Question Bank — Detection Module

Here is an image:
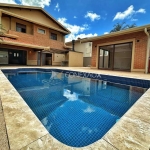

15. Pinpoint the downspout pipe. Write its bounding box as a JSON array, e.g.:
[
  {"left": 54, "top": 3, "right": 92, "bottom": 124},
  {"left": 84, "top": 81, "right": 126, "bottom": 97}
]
[
  {"left": 72, "top": 40, "right": 75, "bottom": 51},
  {"left": 144, "top": 28, "right": 150, "bottom": 74}
]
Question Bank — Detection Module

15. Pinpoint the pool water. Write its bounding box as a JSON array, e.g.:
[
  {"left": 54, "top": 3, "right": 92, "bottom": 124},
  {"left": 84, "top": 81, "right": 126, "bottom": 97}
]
[{"left": 4, "top": 70, "right": 146, "bottom": 147}]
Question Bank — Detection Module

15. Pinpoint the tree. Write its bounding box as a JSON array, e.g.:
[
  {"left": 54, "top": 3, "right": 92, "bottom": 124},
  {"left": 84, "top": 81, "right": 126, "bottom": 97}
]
[
  {"left": 0, "top": 24, "right": 7, "bottom": 40},
  {"left": 110, "top": 22, "right": 136, "bottom": 33}
]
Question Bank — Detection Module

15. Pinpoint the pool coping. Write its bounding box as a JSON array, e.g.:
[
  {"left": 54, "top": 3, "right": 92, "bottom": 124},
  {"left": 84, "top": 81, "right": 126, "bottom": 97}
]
[{"left": 0, "top": 67, "right": 150, "bottom": 150}]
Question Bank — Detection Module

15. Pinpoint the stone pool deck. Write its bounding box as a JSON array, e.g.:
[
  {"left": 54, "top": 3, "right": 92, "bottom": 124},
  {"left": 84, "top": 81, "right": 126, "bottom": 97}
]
[{"left": 0, "top": 66, "right": 150, "bottom": 150}]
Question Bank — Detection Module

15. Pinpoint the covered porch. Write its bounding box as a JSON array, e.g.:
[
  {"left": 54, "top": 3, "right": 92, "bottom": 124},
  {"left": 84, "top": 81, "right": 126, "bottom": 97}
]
[{"left": 0, "top": 40, "right": 83, "bottom": 67}]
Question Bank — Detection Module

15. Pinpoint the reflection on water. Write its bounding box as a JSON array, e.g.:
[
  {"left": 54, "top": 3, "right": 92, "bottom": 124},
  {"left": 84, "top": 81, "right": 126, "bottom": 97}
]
[{"left": 5, "top": 71, "right": 147, "bottom": 147}]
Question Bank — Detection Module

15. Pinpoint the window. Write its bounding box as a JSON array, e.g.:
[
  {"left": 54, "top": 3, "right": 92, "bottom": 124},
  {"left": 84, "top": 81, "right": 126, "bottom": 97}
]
[
  {"left": 16, "top": 23, "right": 26, "bottom": 33},
  {"left": 50, "top": 33, "right": 57, "bottom": 40},
  {"left": 14, "top": 53, "right": 20, "bottom": 57},
  {"left": 38, "top": 28, "right": 46, "bottom": 34}
]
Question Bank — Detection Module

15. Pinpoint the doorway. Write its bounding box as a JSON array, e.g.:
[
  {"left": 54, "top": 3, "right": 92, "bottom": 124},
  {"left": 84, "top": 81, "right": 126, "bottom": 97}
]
[
  {"left": 99, "top": 45, "right": 113, "bottom": 69},
  {"left": 37, "top": 52, "right": 52, "bottom": 66},
  {"left": 9, "top": 50, "right": 27, "bottom": 65}
]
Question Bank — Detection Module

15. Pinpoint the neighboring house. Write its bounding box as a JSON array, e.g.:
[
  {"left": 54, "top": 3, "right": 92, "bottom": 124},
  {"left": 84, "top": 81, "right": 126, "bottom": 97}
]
[
  {"left": 81, "top": 24, "right": 150, "bottom": 73},
  {"left": 66, "top": 39, "right": 92, "bottom": 67},
  {"left": 0, "top": 3, "right": 71, "bottom": 66}
]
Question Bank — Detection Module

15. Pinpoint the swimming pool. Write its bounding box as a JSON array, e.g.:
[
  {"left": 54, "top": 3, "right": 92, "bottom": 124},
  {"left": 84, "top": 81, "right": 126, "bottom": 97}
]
[{"left": 2, "top": 68, "right": 147, "bottom": 147}]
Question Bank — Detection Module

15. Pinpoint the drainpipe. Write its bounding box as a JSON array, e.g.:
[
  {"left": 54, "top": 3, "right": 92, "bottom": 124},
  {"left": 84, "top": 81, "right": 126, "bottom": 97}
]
[
  {"left": 72, "top": 40, "right": 75, "bottom": 51},
  {"left": 144, "top": 28, "right": 150, "bottom": 74}
]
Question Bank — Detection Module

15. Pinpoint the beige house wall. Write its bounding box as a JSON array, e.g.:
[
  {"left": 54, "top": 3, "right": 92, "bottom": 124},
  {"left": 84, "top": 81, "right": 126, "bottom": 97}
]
[
  {"left": 11, "top": 17, "right": 33, "bottom": 34},
  {"left": 68, "top": 51, "right": 83, "bottom": 67},
  {"left": 1, "top": 17, "right": 10, "bottom": 31},
  {"left": 52, "top": 53, "right": 65, "bottom": 66},
  {"left": 0, "top": 7, "right": 65, "bottom": 31},
  {"left": 2, "top": 16, "right": 33, "bottom": 34},
  {"left": 27, "top": 60, "right": 37, "bottom": 65}
]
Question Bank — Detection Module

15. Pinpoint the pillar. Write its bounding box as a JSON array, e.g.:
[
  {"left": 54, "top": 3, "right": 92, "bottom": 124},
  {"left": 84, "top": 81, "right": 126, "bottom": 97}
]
[{"left": 40, "top": 50, "right": 42, "bottom": 66}]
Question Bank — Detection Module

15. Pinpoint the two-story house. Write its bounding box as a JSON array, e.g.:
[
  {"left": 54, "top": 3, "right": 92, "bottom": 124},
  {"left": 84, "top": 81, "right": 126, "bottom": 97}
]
[{"left": 0, "top": 3, "right": 71, "bottom": 66}]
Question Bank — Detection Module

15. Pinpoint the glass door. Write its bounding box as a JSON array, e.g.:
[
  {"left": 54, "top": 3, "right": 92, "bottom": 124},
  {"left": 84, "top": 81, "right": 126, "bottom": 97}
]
[
  {"left": 99, "top": 45, "right": 113, "bottom": 69},
  {"left": 114, "top": 42, "right": 132, "bottom": 71}
]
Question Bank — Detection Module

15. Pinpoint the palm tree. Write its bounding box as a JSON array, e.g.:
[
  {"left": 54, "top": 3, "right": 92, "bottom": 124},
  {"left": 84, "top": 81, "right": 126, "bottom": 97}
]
[
  {"left": 126, "top": 23, "right": 136, "bottom": 28},
  {"left": 110, "top": 22, "right": 136, "bottom": 33}
]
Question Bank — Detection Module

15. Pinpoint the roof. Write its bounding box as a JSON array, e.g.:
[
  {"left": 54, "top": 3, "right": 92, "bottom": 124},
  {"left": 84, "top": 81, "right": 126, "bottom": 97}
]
[
  {"left": 81, "top": 24, "right": 150, "bottom": 43},
  {"left": 0, "top": 3, "right": 70, "bottom": 34},
  {"left": 65, "top": 38, "right": 89, "bottom": 45}
]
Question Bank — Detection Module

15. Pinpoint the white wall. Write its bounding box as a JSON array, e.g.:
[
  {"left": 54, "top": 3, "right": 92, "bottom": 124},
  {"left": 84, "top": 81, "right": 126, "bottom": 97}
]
[{"left": 66, "top": 41, "right": 92, "bottom": 57}]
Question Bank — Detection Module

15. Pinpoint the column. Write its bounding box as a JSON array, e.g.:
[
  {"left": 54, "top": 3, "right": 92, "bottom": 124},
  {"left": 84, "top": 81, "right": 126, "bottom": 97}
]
[{"left": 40, "top": 50, "right": 42, "bottom": 66}]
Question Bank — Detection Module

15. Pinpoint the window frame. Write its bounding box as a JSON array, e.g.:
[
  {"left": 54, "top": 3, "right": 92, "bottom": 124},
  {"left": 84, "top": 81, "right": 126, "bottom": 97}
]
[
  {"left": 50, "top": 33, "right": 57, "bottom": 40},
  {"left": 16, "top": 23, "right": 26, "bottom": 33},
  {"left": 37, "top": 28, "right": 46, "bottom": 34}
]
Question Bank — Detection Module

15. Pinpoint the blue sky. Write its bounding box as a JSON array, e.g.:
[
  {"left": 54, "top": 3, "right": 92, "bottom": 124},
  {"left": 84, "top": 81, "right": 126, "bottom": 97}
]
[{"left": 1, "top": 0, "right": 150, "bottom": 42}]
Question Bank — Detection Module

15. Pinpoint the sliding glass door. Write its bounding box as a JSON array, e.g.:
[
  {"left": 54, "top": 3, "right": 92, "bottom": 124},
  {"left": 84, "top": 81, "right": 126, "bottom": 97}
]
[
  {"left": 99, "top": 45, "right": 113, "bottom": 69},
  {"left": 114, "top": 43, "right": 132, "bottom": 70},
  {"left": 98, "top": 42, "right": 132, "bottom": 71}
]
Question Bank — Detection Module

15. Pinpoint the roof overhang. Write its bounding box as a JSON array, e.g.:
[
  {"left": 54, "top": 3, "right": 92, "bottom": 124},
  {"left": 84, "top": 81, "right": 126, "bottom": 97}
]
[
  {"left": 0, "top": 3, "right": 71, "bottom": 34},
  {"left": 0, "top": 40, "right": 50, "bottom": 50},
  {"left": 81, "top": 24, "right": 150, "bottom": 43},
  {"left": 46, "top": 48, "right": 69, "bottom": 54},
  {"left": 0, "top": 39, "right": 70, "bottom": 53}
]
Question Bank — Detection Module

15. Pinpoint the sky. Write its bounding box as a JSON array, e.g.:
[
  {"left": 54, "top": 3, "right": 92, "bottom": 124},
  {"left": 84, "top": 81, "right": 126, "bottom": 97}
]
[{"left": 1, "top": 0, "right": 150, "bottom": 42}]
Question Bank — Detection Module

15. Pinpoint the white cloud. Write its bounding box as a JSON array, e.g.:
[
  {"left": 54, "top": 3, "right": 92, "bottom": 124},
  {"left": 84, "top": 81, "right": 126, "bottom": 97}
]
[
  {"left": 85, "top": 11, "right": 101, "bottom": 21},
  {"left": 131, "top": 18, "right": 138, "bottom": 21},
  {"left": 74, "top": 16, "right": 77, "bottom": 18},
  {"left": 83, "top": 106, "right": 95, "bottom": 113},
  {"left": 63, "top": 89, "right": 78, "bottom": 101},
  {"left": 104, "top": 32, "right": 109, "bottom": 34},
  {"left": 136, "top": 8, "right": 146, "bottom": 13},
  {"left": 19, "top": 0, "right": 51, "bottom": 8},
  {"left": 58, "top": 17, "right": 97, "bottom": 42},
  {"left": 58, "top": 17, "right": 88, "bottom": 34},
  {"left": 0, "top": 0, "right": 16, "bottom": 4},
  {"left": 113, "top": 5, "right": 146, "bottom": 21},
  {"left": 55, "top": 3, "right": 60, "bottom": 12},
  {"left": 113, "top": 5, "right": 134, "bottom": 20},
  {"left": 65, "top": 33, "right": 97, "bottom": 42}
]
